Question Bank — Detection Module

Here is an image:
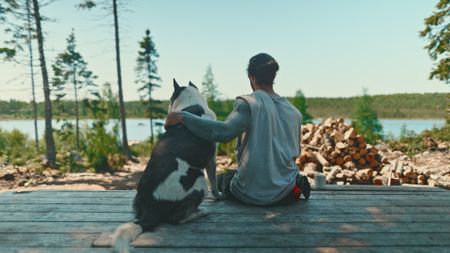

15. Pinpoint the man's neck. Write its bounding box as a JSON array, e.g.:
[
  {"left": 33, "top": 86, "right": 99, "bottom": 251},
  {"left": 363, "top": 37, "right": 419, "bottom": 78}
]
[{"left": 253, "top": 84, "right": 277, "bottom": 96}]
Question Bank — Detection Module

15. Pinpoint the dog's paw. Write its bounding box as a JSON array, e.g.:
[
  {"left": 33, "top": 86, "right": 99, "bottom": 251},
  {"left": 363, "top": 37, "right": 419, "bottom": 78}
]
[{"left": 212, "top": 191, "right": 225, "bottom": 201}]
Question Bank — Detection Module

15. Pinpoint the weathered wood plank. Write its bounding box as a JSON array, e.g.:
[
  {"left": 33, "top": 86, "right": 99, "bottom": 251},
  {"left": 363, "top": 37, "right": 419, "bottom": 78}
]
[
  {"left": 6, "top": 221, "right": 450, "bottom": 234},
  {"left": 0, "top": 222, "right": 121, "bottom": 233},
  {"left": 1, "top": 194, "right": 449, "bottom": 205},
  {"left": 0, "top": 233, "right": 98, "bottom": 247},
  {"left": 1, "top": 188, "right": 449, "bottom": 252},
  {"left": 2, "top": 189, "right": 448, "bottom": 199},
  {"left": 4, "top": 247, "right": 450, "bottom": 253},
  {"left": 2, "top": 212, "right": 450, "bottom": 223},
  {"left": 6, "top": 198, "right": 450, "bottom": 207},
  {"left": 1, "top": 203, "right": 449, "bottom": 214},
  {"left": 93, "top": 232, "right": 450, "bottom": 247},
  {"left": 2, "top": 187, "right": 447, "bottom": 198}
]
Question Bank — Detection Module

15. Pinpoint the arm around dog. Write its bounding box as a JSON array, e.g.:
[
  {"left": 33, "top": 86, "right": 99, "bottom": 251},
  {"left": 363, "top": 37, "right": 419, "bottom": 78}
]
[{"left": 181, "top": 98, "right": 251, "bottom": 143}]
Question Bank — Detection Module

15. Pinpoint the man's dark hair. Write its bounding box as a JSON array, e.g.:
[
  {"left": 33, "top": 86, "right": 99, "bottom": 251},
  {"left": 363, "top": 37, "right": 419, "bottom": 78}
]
[{"left": 247, "top": 53, "right": 279, "bottom": 85}]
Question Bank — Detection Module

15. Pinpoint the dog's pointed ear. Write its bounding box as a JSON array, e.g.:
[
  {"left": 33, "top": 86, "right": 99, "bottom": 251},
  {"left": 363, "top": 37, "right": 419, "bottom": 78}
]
[
  {"left": 188, "top": 81, "right": 198, "bottom": 90},
  {"left": 173, "top": 78, "right": 181, "bottom": 91}
]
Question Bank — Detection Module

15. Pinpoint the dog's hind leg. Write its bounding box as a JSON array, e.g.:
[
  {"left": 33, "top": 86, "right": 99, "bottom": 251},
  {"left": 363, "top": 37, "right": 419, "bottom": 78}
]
[
  {"left": 179, "top": 208, "right": 208, "bottom": 224},
  {"left": 137, "top": 209, "right": 161, "bottom": 232},
  {"left": 167, "top": 190, "right": 206, "bottom": 224}
]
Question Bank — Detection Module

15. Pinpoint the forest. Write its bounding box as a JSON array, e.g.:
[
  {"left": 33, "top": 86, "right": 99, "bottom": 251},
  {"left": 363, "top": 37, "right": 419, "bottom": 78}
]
[{"left": 0, "top": 92, "right": 447, "bottom": 120}]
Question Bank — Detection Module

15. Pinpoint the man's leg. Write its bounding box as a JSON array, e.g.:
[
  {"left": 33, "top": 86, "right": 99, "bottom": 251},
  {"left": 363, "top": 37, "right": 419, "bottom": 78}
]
[{"left": 217, "top": 170, "right": 241, "bottom": 202}]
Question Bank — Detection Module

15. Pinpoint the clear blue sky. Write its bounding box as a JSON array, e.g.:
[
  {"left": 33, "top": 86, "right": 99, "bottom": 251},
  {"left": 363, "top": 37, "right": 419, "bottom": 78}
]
[{"left": 1, "top": 0, "right": 448, "bottom": 102}]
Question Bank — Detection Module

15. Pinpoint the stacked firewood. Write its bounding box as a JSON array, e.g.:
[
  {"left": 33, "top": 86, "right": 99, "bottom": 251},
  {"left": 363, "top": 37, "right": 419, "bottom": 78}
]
[{"left": 296, "top": 117, "right": 389, "bottom": 185}]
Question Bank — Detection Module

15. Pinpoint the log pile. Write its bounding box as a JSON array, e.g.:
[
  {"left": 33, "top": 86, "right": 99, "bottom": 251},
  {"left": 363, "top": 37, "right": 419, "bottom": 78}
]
[
  {"left": 297, "top": 117, "right": 389, "bottom": 185},
  {"left": 297, "top": 118, "right": 450, "bottom": 189}
]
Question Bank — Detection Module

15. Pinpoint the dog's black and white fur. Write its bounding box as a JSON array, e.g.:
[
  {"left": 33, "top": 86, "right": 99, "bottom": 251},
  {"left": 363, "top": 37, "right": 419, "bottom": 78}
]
[{"left": 112, "top": 79, "right": 223, "bottom": 253}]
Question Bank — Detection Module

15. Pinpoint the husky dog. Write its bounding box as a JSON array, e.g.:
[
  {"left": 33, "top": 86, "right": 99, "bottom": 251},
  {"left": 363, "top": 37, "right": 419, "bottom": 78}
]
[{"left": 112, "top": 79, "right": 223, "bottom": 253}]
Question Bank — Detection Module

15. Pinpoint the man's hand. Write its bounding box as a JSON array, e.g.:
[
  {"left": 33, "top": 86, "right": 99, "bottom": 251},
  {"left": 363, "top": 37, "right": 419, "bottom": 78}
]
[{"left": 164, "top": 112, "right": 183, "bottom": 129}]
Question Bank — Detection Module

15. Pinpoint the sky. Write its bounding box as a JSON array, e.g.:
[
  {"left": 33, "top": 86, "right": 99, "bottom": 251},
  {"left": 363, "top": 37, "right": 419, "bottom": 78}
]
[{"left": 0, "top": 0, "right": 449, "bottom": 102}]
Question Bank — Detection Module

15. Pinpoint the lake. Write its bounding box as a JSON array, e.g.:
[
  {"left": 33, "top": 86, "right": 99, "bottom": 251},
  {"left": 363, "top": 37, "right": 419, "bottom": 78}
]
[{"left": 0, "top": 118, "right": 446, "bottom": 141}]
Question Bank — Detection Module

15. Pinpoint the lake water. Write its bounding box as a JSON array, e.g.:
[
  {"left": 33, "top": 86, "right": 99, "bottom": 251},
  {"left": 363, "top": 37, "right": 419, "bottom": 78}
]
[{"left": 0, "top": 118, "right": 446, "bottom": 141}]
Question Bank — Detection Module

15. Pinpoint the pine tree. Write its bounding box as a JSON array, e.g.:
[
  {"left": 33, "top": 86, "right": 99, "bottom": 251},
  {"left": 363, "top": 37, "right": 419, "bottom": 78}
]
[
  {"left": 351, "top": 89, "right": 383, "bottom": 144},
  {"left": 135, "top": 29, "right": 161, "bottom": 144},
  {"left": 52, "top": 29, "right": 98, "bottom": 151},
  {"left": 201, "top": 65, "right": 220, "bottom": 103},
  {"left": 292, "top": 90, "right": 313, "bottom": 124},
  {"left": 201, "top": 65, "right": 225, "bottom": 119}
]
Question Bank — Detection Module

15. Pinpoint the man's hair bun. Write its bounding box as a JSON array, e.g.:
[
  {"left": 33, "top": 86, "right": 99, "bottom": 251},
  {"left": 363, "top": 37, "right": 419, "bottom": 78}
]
[{"left": 247, "top": 53, "right": 279, "bottom": 85}]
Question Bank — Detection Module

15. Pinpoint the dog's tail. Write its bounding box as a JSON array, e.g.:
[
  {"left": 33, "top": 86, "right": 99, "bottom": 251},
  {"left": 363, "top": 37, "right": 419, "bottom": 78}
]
[
  {"left": 112, "top": 212, "right": 160, "bottom": 253},
  {"left": 112, "top": 222, "right": 143, "bottom": 253}
]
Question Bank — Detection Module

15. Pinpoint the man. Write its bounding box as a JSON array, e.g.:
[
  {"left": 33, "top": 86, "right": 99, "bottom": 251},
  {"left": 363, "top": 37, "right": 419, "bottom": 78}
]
[{"left": 165, "top": 53, "right": 310, "bottom": 205}]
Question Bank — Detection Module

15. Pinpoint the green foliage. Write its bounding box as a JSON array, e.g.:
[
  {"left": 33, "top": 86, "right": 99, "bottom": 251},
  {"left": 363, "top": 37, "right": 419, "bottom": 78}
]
[
  {"left": 305, "top": 93, "right": 448, "bottom": 119},
  {"left": 0, "top": 0, "right": 20, "bottom": 59},
  {"left": 0, "top": 47, "right": 16, "bottom": 59},
  {"left": 52, "top": 29, "right": 98, "bottom": 101},
  {"left": 387, "top": 131, "right": 424, "bottom": 156},
  {"left": 202, "top": 65, "right": 221, "bottom": 103},
  {"left": 51, "top": 83, "right": 125, "bottom": 172},
  {"left": 83, "top": 120, "right": 125, "bottom": 173},
  {"left": 1, "top": 93, "right": 448, "bottom": 121},
  {"left": 76, "top": 0, "right": 96, "bottom": 9},
  {"left": 351, "top": 89, "right": 383, "bottom": 144},
  {"left": 130, "top": 138, "right": 154, "bottom": 157},
  {"left": 0, "top": 128, "right": 36, "bottom": 165},
  {"left": 200, "top": 65, "right": 231, "bottom": 121},
  {"left": 217, "top": 139, "right": 237, "bottom": 163},
  {"left": 420, "top": 0, "right": 450, "bottom": 122},
  {"left": 290, "top": 90, "right": 313, "bottom": 124},
  {"left": 387, "top": 124, "right": 450, "bottom": 156},
  {"left": 51, "top": 29, "right": 98, "bottom": 152},
  {"left": 53, "top": 123, "right": 83, "bottom": 172},
  {"left": 420, "top": 0, "right": 449, "bottom": 84},
  {"left": 80, "top": 83, "right": 125, "bottom": 172},
  {"left": 426, "top": 123, "right": 450, "bottom": 142},
  {"left": 135, "top": 29, "right": 161, "bottom": 143}
]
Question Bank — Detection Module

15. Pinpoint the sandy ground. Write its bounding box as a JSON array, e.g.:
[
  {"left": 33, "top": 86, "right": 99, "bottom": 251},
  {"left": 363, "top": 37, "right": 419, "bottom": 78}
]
[
  {"left": 0, "top": 156, "right": 234, "bottom": 192},
  {"left": 0, "top": 159, "right": 146, "bottom": 192}
]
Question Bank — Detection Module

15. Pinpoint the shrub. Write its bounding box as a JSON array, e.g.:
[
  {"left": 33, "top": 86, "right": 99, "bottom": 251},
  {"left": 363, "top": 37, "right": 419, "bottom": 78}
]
[
  {"left": 130, "top": 138, "right": 154, "bottom": 158},
  {"left": 83, "top": 120, "right": 125, "bottom": 172},
  {"left": 386, "top": 124, "right": 450, "bottom": 156},
  {"left": 351, "top": 89, "right": 383, "bottom": 144},
  {"left": 218, "top": 139, "right": 236, "bottom": 163},
  {"left": 0, "top": 128, "right": 36, "bottom": 165}
]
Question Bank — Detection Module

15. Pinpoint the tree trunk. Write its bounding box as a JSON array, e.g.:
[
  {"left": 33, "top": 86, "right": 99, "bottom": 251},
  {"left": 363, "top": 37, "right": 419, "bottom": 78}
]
[
  {"left": 32, "top": 0, "right": 56, "bottom": 167},
  {"left": 73, "top": 65, "right": 80, "bottom": 151},
  {"left": 146, "top": 55, "right": 154, "bottom": 144},
  {"left": 149, "top": 92, "right": 154, "bottom": 144},
  {"left": 112, "top": 0, "right": 131, "bottom": 159},
  {"left": 26, "top": 0, "right": 39, "bottom": 152}
]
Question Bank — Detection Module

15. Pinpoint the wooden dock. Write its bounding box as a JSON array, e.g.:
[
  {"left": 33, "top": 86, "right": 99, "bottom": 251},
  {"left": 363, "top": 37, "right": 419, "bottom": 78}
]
[{"left": 1, "top": 185, "right": 450, "bottom": 252}]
